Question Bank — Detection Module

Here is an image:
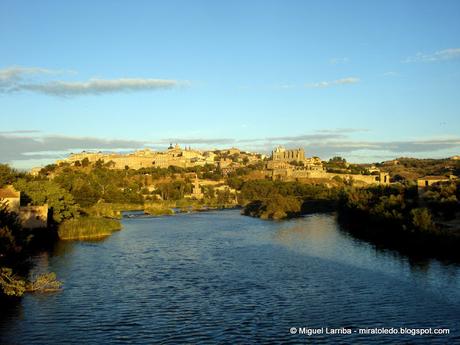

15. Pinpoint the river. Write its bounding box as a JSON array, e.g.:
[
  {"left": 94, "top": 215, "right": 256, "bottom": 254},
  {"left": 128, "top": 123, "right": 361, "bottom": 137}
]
[{"left": 1, "top": 210, "right": 459, "bottom": 344}]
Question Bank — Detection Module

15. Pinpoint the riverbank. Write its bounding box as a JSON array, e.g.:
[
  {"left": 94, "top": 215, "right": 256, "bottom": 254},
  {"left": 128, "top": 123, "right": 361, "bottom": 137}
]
[{"left": 241, "top": 183, "right": 460, "bottom": 260}]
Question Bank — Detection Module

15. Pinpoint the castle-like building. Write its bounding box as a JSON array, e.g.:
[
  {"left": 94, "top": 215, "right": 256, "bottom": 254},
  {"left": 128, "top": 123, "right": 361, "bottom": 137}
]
[
  {"left": 266, "top": 146, "right": 323, "bottom": 171},
  {"left": 271, "top": 146, "right": 305, "bottom": 162},
  {"left": 266, "top": 146, "right": 389, "bottom": 186}
]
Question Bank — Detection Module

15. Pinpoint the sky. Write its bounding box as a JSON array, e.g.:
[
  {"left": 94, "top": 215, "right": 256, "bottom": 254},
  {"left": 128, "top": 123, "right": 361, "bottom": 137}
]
[{"left": 1, "top": 0, "right": 459, "bottom": 169}]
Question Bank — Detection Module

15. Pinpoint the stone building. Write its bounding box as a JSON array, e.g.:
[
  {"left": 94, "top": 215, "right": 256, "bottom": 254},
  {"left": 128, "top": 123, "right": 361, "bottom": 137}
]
[
  {"left": 417, "top": 175, "right": 454, "bottom": 188},
  {"left": 0, "top": 185, "right": 48, "bottom": 229},
  {"left": 267, "top": 146, "right": 323, "bottom": 171},
  {"left": 226, "top": 148, "right": 241, "bottom": 155},
  {"left": 190, "top": 178, "right": 204, "bottom": 200},
  {"left": 266, "top": 146, "right": 390, "bottom": 186},
  {"left": 271, "top": 146, "right": 305, "bottom": 162}
]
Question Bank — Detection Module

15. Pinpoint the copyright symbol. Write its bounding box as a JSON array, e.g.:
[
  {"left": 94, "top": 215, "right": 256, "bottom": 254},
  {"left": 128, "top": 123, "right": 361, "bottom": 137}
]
[{"left": 290, "top": 327, "right": 297, "bottom": 334}]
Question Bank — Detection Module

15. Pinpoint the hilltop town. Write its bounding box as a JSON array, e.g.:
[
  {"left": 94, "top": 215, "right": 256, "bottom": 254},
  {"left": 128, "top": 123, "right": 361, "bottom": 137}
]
[
  {"left": 34, "top": 144, "right": 397, "bottom": 186},
  {"left": 1, "top": 143, "right": 458, "bottom": 233}
]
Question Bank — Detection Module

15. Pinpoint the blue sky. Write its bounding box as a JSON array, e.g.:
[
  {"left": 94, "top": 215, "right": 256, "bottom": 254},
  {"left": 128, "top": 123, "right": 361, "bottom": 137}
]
[{"left": 1, "top": 0, "right": 459, "bottom": 169}]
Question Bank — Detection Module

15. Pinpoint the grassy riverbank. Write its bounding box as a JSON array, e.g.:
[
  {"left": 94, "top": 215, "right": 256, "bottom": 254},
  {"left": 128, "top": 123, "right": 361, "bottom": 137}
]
[
  {"left": 143, "top": 203, "right": 175, "bottom": 216},
  {"left": 85, "top": 203, "right": 144, "bottom": 219},
  {"left": 58, "top": 217, "right": 122, "bottom": 240}
]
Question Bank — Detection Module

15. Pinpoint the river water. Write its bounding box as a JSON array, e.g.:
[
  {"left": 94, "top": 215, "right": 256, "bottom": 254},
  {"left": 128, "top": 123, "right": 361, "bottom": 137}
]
[{"left": 1, "top": 210, "right": 459, "bottom": 344}]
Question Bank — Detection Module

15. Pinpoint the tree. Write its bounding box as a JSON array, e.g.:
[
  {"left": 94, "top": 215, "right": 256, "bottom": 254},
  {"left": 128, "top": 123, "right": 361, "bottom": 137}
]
[
  {"left": 329, "top": 156, "right": 347, "bottom": 164},
  {"left": 0, "top": 267, "right": 25, "bottom": 296},
  {"left": 0, "top": 268, "right": 62, "bottom": 297},
  {"left": 0, "top": 203, "right": 26, "bottom": 258},
  {"left": 14, "top": 179, "right": 79, "bottom": 223},
  {"left": 0, "top": 164, "right": 19, "bottom": 187},
  {"left": 81, "top": 158, "right": 90, "bottom": 167}
]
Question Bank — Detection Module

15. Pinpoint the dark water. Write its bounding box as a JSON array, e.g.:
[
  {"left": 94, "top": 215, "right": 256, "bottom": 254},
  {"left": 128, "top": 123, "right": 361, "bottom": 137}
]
[{"left": 1, "top": 210, "right": 459, "bottom": 344}]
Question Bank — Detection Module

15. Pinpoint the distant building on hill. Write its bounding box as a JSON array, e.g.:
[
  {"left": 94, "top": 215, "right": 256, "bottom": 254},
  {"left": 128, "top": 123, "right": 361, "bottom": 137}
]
[
  {"left": 265, "top": 146, "right": 390, "bottom": 186},
  {"left": 271, "top": 146, "right": 305, "bottom": 162},
  {"left": 417, "top": 175, "right": 455, "bottom": 188}
]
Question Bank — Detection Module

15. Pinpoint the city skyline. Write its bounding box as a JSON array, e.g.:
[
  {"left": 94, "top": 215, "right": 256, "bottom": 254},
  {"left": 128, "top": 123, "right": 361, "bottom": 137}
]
[{"left": 1, "top": 0, "right": 460, "bottom": 169}]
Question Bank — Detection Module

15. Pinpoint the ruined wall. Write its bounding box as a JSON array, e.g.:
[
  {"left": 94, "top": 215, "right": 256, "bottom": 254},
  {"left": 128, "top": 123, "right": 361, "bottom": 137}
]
[{"left": 271, "top": 168, "right": 389, "bottom": 186}]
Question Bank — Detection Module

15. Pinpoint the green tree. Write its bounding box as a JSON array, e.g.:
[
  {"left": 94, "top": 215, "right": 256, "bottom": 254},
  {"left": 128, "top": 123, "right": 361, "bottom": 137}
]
[
  {"left": 14, "top": 179, "right": 79, "bottom": 223},
  {"left": 0, "top": 164, "right": 19, "bottom": 187}
]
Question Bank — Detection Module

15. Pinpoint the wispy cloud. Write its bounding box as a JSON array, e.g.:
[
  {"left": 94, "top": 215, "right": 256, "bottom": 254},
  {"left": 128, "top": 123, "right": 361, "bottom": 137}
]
[
  {"left": 2, "top": 130, "right": 460, "bottom": 168},
  {"left": 0, "top": 130, "right": 42, "bottom": 134},
  {"left": 232, "top": 132, "right": 460, "bottom": 161},
  {"left": 158, "top": 138, "right": 236, "bottom": 145},
  {"left": 266, "top": 133, "right": 346, "bottom": 141},
  {"left": 0, "top": 66, "right": 54, "bottom": 83},
  {"left": 316, "top": 128, "right": 369, "bottom": 134},
  {"left": 0, "top": 134, "right": 147, "bottom": 162},
  {"left": 305, "top": 77, "right": 360, "bottom": 88},
  {"left": 19, "top": 78, "right": 185, "bottom": 96},
  {"left": 329, "top": 57, "right": 349, "bottom": 65},
  {"left": 404, "top": 48, "right": 460, "bottom": 63},
  {"left": 0, "top": 65, "right": 186, "bottom": 96},
  {"left": 381, "top": 71, "right": 398, "bottom": 77}
]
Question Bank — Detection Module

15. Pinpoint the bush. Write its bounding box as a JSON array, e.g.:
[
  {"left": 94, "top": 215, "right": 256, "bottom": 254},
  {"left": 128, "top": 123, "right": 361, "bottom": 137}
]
[
  {"left": 411, "top": 208, "right": 436, "bottom": 233},
  {"left": 243, "top": 194, "right": 301, "bottom": 220},
  {"left": 144, "top": 203, "right": 174, "bottom": 216}
]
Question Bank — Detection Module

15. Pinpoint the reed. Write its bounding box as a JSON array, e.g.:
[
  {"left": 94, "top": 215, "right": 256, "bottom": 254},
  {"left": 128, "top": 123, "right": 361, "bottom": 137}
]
[
  {"left": 58, "top": 217, "right": 122, "bottom": 240},
  {"left": 85, "top": 203, "right": 144, "bottom": 219}
]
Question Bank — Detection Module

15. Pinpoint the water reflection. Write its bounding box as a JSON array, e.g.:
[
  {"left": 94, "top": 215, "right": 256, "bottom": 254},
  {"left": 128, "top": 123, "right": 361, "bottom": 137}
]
[{"left": 274, "top": 214, "right": 460, "bottom": 303}]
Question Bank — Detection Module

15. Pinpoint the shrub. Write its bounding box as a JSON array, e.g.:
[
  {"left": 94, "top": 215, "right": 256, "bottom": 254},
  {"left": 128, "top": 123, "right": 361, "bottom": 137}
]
[{"left": 411, "top": 208, "right": 436, "bottom": 233}]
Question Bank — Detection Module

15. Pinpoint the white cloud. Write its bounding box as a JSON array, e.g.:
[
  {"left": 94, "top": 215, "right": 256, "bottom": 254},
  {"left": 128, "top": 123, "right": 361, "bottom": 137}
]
[
  {"left": 0, "top": 65, "right": 187, "bottom": 96},
  {"left": 404, "top": 48, "right": 460, "bottom": 63},
  {"left": 305, "top": 77, "right": 360, "bottom": 88},
  {"left": 0, "top": 66, "right": 54, "bottom": 83},
  {"left": 20, "top": 78, "right": 186, "bottom": 96}
]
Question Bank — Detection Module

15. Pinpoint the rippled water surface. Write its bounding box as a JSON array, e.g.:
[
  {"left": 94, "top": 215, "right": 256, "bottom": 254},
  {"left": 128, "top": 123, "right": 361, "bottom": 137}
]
[{"left": 1, "top": 210, "right": 459, "bottom": 344}]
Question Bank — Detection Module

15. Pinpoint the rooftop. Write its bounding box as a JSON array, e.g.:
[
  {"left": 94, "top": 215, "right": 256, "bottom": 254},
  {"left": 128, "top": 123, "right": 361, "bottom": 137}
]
[{"left": 0, "top": 185, "right": 20, "bottom": 198}]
